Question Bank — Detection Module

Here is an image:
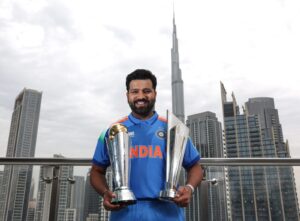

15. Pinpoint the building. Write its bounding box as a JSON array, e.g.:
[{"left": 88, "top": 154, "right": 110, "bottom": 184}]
[
  {"left": 34, "top": 154, "right": 74, "bottom": 221},
  {"left": 70, "top": 176, "right": 85, "bottom": 221},
  {"left": 65, "top": 209, "right": 76, "bottom": 221},
  {"left": 171, "top": 13, "right": 185, "bottom": 123},
  {"left": 83, "top": 169, "right": 101, "bottom": 221},
  {"left": 186, "top": 112, "right": 227, "bottom": 221},
  {"left": 85, "top": 214, "right": 99, "bottom": 221},
  {"left": 99, "top": 170, "right": 112, "bottom": 221},
  {"left": 0, "top": 171, "right": 3, "bottom": 190},
  {"left": 221, "top": 83, "right": 300, "bottom": 221},
  {"left": 0, "top": 88, "right": 42, "bottom": 221},
  {"left": 26, "top": 200, "right": 36, "bottom": 221}
]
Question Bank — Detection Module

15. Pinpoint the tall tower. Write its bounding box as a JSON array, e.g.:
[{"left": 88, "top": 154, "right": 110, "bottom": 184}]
[
  {"left": 245, "top": 97, "right": 300, "bottom": 220},
  {"left": 70, "top": 176, "right": 85, "bottom": 221},
  {"left": 0, "top": 88, "right": 42, "bottom": 221},
  {"left": 186, "top": 112, "right": 227, "bottom": 221},
  {"left": 83, "top": 169, "right": 101, "bottom": 221},
  {"left": 171, "top": 13, "right": 185, "bottom": 123},
  {"left": 34, "top": 154, "right": 74, "bottom": 221},
  {"left": 221, "top": 83, "right": 300, "bottom": 221}
]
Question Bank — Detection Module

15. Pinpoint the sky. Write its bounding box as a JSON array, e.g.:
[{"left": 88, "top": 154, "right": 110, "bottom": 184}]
[{"left": 0, "top": 0, "right": 300, "bottom": 178}]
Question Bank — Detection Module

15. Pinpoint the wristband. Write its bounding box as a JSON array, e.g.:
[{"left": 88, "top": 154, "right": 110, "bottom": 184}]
[{"left": 185, "top": 184, "right": 194, "bottom": 194}]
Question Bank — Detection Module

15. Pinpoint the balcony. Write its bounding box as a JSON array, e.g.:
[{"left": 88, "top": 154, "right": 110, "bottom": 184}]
[{"left": 0, "top": 157, "right": 300, "bottom": 221}]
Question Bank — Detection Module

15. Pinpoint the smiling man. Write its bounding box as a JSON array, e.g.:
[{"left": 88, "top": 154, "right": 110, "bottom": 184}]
[{"left": 90, "top": 69, "right": 203, "bottom": 221}]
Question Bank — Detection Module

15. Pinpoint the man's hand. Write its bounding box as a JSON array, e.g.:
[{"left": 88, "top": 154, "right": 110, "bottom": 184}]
[
  {"left": 173, "top": 186, "right": 193, "bottom": 207},
  {"left": 103, "top": 190, "right": 126, "bottom": 211}
]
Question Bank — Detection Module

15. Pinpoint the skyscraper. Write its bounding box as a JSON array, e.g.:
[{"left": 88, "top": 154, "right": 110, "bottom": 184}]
[
  {"left": 83, "top": 169, "right": 101, "bottom": 221},
  {"left": 26, "top": 200, "right": 36, "bottom": 221},
  {"left": 0, "top": 88, "right": 42, "bottom": 221},
  {"left": 34, "top": 154, "right": 74, "bottom": 221},
  {"left": 221, "top": 83, "right": 300, "bottom": 221},
  {"left": 186, "top": 112, "right": 227, "bottom": 221},
  {"left": 99, "top": 169, "right": 112, "bottom": 221},
  {"left": 246, "top": 97, "right": 300, "bottom": 221},
  {"left": 171, "top": 14, "right": 185, "bottom": 123},
  {"left": 70, "top": 176, "right": 85, "bottom": 221},
  {"left": 0, "top": 170, "right": 3, "bottom": 189}
]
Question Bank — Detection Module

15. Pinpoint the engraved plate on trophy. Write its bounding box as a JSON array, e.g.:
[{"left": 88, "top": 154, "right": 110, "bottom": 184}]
[
  {"left": 106, "top": 123, "right": 136, "bottom": 204},
  {"left": 159, "top": 110, "right": 190, "bottom": 200}
]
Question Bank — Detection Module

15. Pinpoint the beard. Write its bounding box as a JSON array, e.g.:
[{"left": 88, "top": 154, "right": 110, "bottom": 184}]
[{"left": 128, "top": 98, "right": 156, "bottom": 117}]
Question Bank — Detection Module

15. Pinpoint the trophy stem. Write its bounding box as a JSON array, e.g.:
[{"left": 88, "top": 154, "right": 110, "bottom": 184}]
[
  {"left": 159, "top": 189, "right": 176, "bottom": 201},
  {"left": 111, "top": 187, "right": 136, "bottom": 205}
]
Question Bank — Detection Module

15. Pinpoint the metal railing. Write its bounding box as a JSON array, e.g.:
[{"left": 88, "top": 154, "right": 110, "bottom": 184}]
[
  {"left": 1, "top": 157, "right": 300, "bottom": 166},
  {"left": 1, "top": 157, "right": 300, "bottom": 221}
]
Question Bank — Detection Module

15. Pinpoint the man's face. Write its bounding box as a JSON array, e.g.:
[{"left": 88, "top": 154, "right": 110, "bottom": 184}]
[{"left": 127, "top": 79, "right": 157, "bottom": 118}]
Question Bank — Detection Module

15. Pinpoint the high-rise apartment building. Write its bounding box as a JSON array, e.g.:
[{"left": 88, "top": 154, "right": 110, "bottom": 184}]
[
  {"left": 34, "top": 154, "right": 74, "bottom": 221},
  {"left": 171, "top": 14, "right": 185, "bottom": 123},
  {"left": 99, "top": 169, "right": 112, "bottom": 221},
  {"left": 83, "top": 169, "right": 101, "bottom": 221},
  {"left": 26, "top": 200, "right": 36, "bottom": 221},
  {"left": 0, "top": 171, "right": 3, "bottom": 190},
  {"left": 65, "top": 209, "right": 76, "bottom": 221},
  {"left": 0, "top": 88, "right": 42, "bottom": 221},
  {"left": 70, "top": 176, "right": 85, "bottom": 221},
  {"left": 186, "top": 112, "right": 227, "bottom": 221},
  {"left": 221, "top": 83, "right": 300, "bottom": 221}
]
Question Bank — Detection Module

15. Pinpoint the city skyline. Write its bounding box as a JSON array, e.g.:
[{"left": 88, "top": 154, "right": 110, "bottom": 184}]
[
  {"left": 1, "top": 2, "right": 300, "bottom": 220},
  {"left": 0, "top": 0, "right": 299, "bottom": 159},
  {"left": 1, "top": 0, "right": 300, "bottom": 201}
]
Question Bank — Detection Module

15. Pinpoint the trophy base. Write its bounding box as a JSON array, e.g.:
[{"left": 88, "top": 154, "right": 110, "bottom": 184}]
[
  {"left": 111, "top": 189, "right": 136, "bottom": 205},
  {"left": 159, "top": 189, "right": 176, "bottom": 201}
]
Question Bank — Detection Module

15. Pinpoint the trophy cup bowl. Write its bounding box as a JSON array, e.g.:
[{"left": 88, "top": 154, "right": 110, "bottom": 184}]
[
  {"left": 159, "top": 110, "right": 189, "bottom": 201},
  {"left": 106, "top": 123, "right": 136, "bottom": 205}
]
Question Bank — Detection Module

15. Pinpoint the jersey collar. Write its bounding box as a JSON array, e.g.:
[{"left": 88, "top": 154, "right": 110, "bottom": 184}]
[{"left": 129, "top": 111, "right": 158, "bottom": 125}]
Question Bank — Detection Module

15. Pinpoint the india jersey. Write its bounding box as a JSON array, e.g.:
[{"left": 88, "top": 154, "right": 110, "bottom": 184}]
[{"left": 92, "top": 112, "right": 200, "bottom": 199}]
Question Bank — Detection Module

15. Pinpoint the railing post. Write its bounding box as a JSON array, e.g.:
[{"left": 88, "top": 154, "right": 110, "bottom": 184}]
[
  {"left": 41, "top": 165, "right": 61, "bottom": 221},
  {"left": 200, "top": 178, "right": 218, "bottom": 221},
  {"left": 200, "top": 180, "right": 209, "bottom": 221}
]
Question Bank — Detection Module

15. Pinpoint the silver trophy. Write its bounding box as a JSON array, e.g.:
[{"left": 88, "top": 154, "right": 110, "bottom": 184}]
[
  {"left": 106, "top": 123, "right": 136, "bottom": 204},
  {"left": 160, "top": 110, "right": 190, "bottom": 200}
]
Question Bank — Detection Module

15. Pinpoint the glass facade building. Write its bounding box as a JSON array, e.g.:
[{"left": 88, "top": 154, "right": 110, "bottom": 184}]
[
  {"left": 186, "top": 112, "right": 227, "bottom": 221},
  {"left": 35, "top": 154, "right": 74, "bottom": 221},
  {"left": 0, "top": 89, "right": 42, "bottom": 221},
  {"left": 221, "top": 83, "right": 300, "bottom": 221}
]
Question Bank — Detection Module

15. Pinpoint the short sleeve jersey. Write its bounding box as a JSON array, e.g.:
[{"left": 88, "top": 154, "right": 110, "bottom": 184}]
[{"left": 92, "top": 112, "right": 200, "bottom": 199}]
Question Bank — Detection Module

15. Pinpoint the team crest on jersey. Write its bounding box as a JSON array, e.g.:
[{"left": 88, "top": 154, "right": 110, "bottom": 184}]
[{"left": 156, "top": 129, "right": 166, "bottom": 139}]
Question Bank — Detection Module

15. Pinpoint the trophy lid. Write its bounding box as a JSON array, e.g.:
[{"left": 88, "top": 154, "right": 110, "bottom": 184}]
[{"left": 108, "top": 123, "right": 127, "bottom": 140}]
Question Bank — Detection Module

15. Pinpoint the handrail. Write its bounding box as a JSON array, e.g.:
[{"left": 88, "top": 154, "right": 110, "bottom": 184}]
[{"left": 1, "top": 157, "right": 300, "bottom": 166}]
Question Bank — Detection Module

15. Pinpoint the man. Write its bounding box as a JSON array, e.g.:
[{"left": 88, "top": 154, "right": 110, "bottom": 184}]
[{"left": 90, "top": 69, "right": 203, "bottom": 221}]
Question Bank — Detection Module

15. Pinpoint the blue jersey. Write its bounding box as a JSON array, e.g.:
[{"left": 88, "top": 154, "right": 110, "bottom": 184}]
[{"left": 92, "top": 112, "right": 200, "bottom": 199}]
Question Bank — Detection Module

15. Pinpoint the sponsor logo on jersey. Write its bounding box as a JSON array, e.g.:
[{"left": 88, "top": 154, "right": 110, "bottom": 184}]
[
  {"left": 128, "top": 131, "right": 135, "bottom": 137},
  {"left": 130, "top": 145, "right": 162, "bottom": 159}
]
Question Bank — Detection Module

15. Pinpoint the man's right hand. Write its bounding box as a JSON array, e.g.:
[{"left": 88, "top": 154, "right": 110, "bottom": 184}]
[{"left": 103, "top": 190, "right": 126, "bottom": 211}]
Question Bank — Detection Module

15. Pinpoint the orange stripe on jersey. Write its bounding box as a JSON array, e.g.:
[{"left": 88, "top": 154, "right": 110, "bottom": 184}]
[
  {"left": 158, "top": 116, "right": 167, "bottom": 123},
  {"left": 110, "top": 116, "right": 128, "bottom": 126}
]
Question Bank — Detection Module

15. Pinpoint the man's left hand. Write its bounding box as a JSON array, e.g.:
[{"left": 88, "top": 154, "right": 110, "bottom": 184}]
[{"left": 173, "top": 186, "right": 193, "bottom": 207}]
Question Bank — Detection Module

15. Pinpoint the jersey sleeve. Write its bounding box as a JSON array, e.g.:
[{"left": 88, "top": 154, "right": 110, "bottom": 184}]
[
  {"left": 182, "top": 137, "right": 200, "bottom": 169},
  {"left": 92, "top": 130, "right": 111, "bottom": 168}
]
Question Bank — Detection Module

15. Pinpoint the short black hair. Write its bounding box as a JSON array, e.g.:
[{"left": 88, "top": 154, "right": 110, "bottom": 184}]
[{"left": 126, "top": 69, "right": 157, "bottom": 91}]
